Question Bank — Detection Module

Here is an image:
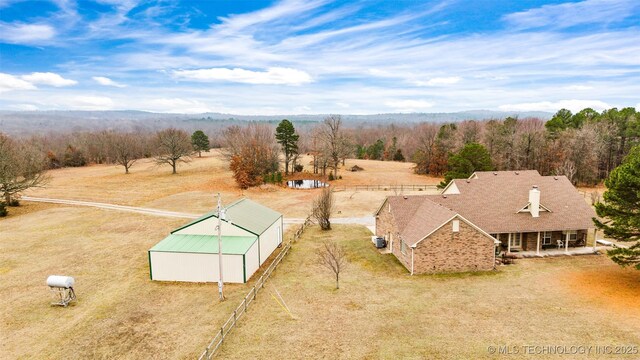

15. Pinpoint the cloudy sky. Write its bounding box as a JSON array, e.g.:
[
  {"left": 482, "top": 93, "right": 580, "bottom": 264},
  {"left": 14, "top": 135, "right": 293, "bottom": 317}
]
[{"left": 0, "top": 0, "right": 639, "bottom": 114}]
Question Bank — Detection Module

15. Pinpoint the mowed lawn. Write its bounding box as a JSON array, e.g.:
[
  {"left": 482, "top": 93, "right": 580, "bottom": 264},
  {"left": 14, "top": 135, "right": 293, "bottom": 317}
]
[
  {"left": 0, "top": 204, "right": 268, "bottom": 359},
  {"left": 217, "top": 225, "right": 640, "bottom": 359}
]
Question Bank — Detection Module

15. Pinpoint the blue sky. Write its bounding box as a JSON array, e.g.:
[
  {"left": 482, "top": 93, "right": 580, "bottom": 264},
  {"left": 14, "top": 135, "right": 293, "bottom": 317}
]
[{"left": 0, "top": 0, "right": 638, "bottom": 114}]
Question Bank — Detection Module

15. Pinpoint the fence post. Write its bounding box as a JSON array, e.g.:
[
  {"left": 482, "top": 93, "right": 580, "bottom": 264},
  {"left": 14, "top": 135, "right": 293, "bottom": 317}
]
[{"left": 234, "top": 310, "right": 237, "bottom": 323}]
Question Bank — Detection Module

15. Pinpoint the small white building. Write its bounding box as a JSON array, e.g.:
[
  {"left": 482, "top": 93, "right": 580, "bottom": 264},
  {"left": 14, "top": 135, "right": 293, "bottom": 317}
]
[{"left": 148, "top": 198, "right": 283, "bottom": 283}]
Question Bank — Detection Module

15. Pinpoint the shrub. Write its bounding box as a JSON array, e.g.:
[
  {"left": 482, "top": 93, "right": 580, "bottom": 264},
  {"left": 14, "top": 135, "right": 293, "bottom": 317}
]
[
  {"left": 338, "top": 175, "right": 342, "bottom": 180},
  {"left": 0, "top": 202, "right": 7, "bottom": 217},
  {"left": 9, "top": 199, "right": 20, "bottom": 207},
  {"left": 328, "top": 173, "right": 335, "bottom": 181},
  {"left": 276, "top": 171, "right": 283, "bottom": 184},
  {"left": 294, "top": 164, "right": 304, "bottom": 172}
]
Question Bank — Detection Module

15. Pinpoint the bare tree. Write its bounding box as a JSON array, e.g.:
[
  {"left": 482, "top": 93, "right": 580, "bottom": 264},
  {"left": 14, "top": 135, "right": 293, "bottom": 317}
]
[
  {"left": 317, "top": 115, "right": 352, "bottom": 178},
  {"left": 316, "top": 240, "right": 348, "bottom": 289},
  {"left": 312, "top": 187, "right": 334, "bottom": 230},
  {"left": 108, "top": 132, "right": 143, "bottom": 174},
  {"left": 154, "top": 128, "right": 193, "bottom": 174},
  {"left": 0, "top": 133, "right": 49, "bottom": 205}
]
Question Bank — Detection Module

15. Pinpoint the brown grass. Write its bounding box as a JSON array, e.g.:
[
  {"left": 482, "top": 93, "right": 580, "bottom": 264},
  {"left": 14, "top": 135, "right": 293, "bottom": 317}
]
[
  {"left": 0, "top": 206, "right": 269, "bottom": 359},
  {"left": 22, "top": 151, "right": 441, "bottom": 218},
  {"left": 216, "top": 225, "right": 640, "bottom": 359}
]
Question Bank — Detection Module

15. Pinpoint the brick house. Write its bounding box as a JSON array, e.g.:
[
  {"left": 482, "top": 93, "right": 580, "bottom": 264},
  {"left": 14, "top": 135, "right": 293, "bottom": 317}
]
[{"left": 375, "top": 170, "right": 597, "bottom": 274}]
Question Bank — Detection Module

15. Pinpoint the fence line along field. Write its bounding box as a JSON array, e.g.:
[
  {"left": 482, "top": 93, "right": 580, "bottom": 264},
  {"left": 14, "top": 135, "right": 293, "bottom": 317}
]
[
  {"left": 215, "top": 225, "right": 640, "bottom": 359},
  {"left": 23, "top": 150, "right": 441, "bottom": 218}
]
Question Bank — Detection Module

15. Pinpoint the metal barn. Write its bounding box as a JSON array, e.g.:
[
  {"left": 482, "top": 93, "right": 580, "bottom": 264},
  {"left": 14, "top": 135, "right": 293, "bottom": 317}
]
[{"left": 148, "top": 198, "right": 283, "bottom": 283}]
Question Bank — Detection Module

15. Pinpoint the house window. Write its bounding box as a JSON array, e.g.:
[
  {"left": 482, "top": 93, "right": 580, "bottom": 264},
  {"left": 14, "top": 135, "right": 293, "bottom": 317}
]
[
  {"left": 401, "top": 240, "right": 406, "bottom": 255},
  {"left": 542, "top": 231, "right": 552, "bottom": 245},
  {"left": 568, "top": 230, "right": 577, "bottom": 241},
  {"left": 509, "top": 233, "right": 522, "bottom": 248}
]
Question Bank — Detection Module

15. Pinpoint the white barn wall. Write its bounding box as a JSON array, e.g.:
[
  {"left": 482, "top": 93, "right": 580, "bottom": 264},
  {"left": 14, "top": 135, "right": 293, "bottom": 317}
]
[
  {"left": 258, "top": 217, "right": 283, "bottom": 265},
  {"left": 173, "top": 218, "right": 253, "bottom": 237},
  {"left": 150, "top": 252, "right": 245, "bottom": 283},
  {"left": 244, "top": 241, "right": 260, "bottom": 281}
]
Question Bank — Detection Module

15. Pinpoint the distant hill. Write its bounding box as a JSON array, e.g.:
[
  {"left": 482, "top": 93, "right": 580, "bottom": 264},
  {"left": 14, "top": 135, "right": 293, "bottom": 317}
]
[{"left": 0, "top": 110, "right": 552, "bottom": 136}]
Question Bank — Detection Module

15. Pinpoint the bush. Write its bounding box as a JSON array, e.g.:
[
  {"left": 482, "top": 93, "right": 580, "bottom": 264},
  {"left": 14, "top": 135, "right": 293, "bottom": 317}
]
[
  {"left": 294, "top": 164, "right": 304, "bottom": 172},
  {"left": 0, "top": 202, "right": 7, "bottom": 217},
  {"left": 276, "top": 171, "right": 283, "bottom": 184},
  {"left": 9, "top": 199, "right": 19, "bottom": 207},
  {"left": 338, "top": 175, "right": 342, "bottom": 180},
  {"left": 328, "top": 173, "right": 335, "bottom": 181}
]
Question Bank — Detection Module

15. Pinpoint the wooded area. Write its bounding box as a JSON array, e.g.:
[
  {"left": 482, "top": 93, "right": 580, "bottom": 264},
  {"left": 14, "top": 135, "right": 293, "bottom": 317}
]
[{"left": 1, "top": 107, "right": 637, "bottom": 206}]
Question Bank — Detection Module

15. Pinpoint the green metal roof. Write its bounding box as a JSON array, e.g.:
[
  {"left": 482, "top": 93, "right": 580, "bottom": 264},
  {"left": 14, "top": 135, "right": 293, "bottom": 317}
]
[
  {"left": 149, "top": 234, "right": 257, "bottom": 255},
  {"left": 171, "top": 198, "right": 282, "bottom": 236}
]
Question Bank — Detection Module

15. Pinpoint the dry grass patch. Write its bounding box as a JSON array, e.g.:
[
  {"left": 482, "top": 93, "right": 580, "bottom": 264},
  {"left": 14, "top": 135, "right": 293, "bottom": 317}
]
[
  {"left": 0, "top": 205, "right": 259, "bottom": 359},
  {"left": 25, "top": 151, "right": 439, "bottom": 218},
  {"left": 217, "top": 225, "right": 640, "bottom": 359}
]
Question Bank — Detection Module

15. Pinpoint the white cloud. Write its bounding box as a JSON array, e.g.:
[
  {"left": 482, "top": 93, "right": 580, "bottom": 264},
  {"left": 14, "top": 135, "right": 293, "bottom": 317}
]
[
  {"left": 564, "top": 85, "right": 593, "bottom": 91},
  {"left": 503, "top": 0, "right": 638, "bottom": 30},
  {"left": 499, "top": 99, "right": 612, "bottom": 113},
  {"left": 414, "top": 76, "right": 461, "bottom": 86},
  {"left": 0, "top": 22, "right": 55, "bottom": 44},
  {"left": 385, "top": 99, "right": 434, "bottom": 113},
  {"left": 7, "top": 103, "right": 39, "bottom": 111},
  {"left": 0, "top": 73, "right": 37, "bottom": 93},
  {"left": 21, "top": 72, "right": 77, "bottom": 87},
  {"left": 92, "top": 76, "right": 127, "bottom": 87},
  {"left": 67, "top": 96, "right": 114, "bottom": 110},
  {"left": 144, "top": 98, "right": 214, "bottom": 113},
  {"left": 173, "top": 67, "right": 313, "bottom": 85}
]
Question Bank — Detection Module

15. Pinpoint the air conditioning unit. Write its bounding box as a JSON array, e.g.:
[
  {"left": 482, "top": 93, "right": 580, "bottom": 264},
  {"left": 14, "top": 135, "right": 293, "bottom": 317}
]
[{"left": 375, "top": 237, "right": 386, "bottom": 249}]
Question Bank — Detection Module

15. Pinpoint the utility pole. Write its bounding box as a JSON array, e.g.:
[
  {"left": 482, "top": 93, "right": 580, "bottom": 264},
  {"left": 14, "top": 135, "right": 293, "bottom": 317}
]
[{"left": 217, "top": 193, "right": 225, "bottom": 301}]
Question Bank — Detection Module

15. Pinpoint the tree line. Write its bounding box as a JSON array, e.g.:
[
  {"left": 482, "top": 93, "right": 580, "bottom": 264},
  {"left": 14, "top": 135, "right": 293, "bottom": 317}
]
[{"left": 1, "top": 107, "right": 638, "bottom": 215}]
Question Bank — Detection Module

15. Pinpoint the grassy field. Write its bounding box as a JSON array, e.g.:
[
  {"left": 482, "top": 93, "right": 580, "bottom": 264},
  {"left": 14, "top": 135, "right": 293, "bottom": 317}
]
[
  {"left": 0, "top": 205, "right": 275, "bottom": 359},
  {"left": 23, "top": 151, "right": 440, "bottom": 218},
  {"left": 3, "top": 152, "right": 625, "bottom": 359},
  {"left": 217, "top": 225, "right": 640, "bottom": 359}
]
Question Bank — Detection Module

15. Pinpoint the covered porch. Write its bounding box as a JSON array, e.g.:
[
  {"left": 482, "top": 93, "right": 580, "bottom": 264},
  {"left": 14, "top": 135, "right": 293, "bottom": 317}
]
[{"left": 493, "top": 229, "right": 597, "bottom": 255}]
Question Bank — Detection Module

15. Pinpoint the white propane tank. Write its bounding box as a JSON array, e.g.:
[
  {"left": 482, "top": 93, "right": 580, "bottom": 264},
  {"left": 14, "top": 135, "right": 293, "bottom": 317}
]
[{"left": 46, "top": 275, "right": 75, "bottom": 289}]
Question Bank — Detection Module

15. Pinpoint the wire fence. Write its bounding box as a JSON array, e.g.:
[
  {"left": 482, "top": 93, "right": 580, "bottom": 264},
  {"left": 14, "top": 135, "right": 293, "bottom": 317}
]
[
  {"left": 331, "top": 184, "right": 438, "bottom": 192},
  {"left": 198, "top": 215, "right": 313, "bottom": 360}
]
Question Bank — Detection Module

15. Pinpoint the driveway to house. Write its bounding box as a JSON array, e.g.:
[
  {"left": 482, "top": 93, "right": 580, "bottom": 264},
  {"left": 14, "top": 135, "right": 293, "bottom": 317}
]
[{"left": 21, "top": 196, "right": 375, "bottom": 231}]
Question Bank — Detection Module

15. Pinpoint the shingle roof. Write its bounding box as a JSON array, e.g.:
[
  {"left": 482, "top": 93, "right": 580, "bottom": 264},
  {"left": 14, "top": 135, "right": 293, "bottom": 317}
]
[
  {"left": 385, "top": 196, "right": 457, "bottom": 246},
  {"left": 380, "top": 170, "right": 597, "bottom": 242},
  {"left": 171, "top": 198, "right": 282, "bottom": 236},
  {"left": 432, "top": 170, "right": 596, "bottom": 233}
]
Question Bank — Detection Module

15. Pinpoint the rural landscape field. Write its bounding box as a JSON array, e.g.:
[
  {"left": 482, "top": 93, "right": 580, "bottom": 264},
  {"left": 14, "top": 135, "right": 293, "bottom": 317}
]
[
  {"left": 2, "top": 150, "right": 639, "bottom": 359},
  {"left": 2, "top": 1, "right": 640, "bottom": 359}
]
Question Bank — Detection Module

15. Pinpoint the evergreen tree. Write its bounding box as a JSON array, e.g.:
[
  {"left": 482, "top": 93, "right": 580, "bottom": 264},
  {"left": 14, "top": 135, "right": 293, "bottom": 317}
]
[
  {"left": 594, "top": 145, "right": 640, "bottom": 270},
  {"left": 439, "top": 143, "right": 492, "bottom": 188},
  {"left": 275, "top": 119, "right": 299, "bottom": 174},
  {"left": 191, "top": 130, "right": 210, "bottom": 157}
]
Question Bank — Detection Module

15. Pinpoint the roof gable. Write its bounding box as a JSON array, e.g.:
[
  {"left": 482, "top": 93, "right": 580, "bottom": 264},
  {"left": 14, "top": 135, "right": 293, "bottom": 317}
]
[
  {"left": 430, "top": 172, "right": 596, "bottom": 233},
  {"left": 171, "top": 198, "right": 282, "bottom": 236}
]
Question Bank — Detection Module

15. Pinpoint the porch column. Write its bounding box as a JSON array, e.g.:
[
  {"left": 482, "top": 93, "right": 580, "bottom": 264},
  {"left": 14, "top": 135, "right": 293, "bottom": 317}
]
[
  {"left": 536, "top": 232, "right": 540, "bottom": 256},
  {"left": 565, "top": 231, "right": 569, "bottom": 253},
  {"left": 508, "top": 233, "right": 511, "bottom": 253},
  {"left": 593, "top": 228, "right": 598, "bottom": 252}
]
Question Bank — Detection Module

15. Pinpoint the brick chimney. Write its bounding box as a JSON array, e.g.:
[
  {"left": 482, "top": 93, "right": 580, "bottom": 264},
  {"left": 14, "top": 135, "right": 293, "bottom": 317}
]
[{"left": 529, "top": 185, "right": 540, "bottom": 218}]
